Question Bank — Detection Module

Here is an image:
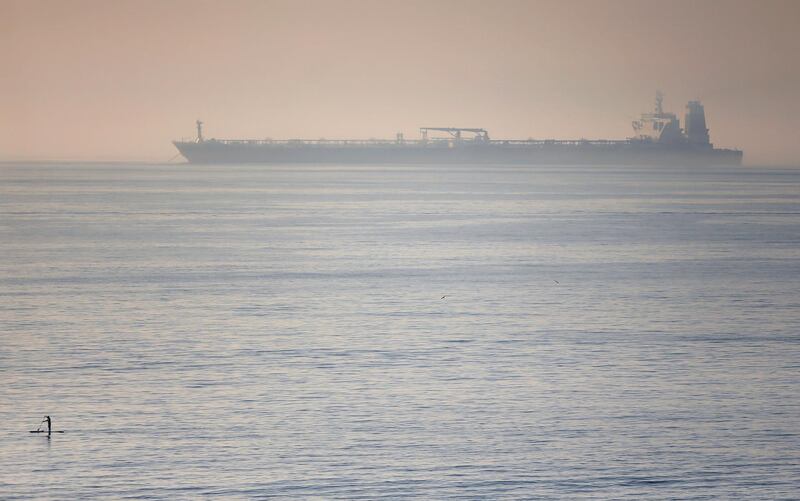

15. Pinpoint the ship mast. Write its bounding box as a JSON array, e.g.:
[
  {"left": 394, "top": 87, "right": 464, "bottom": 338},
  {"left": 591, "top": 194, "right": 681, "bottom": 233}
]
[
  {"left": 196, "top": 120, "right": 204, "bottom": 143},
  {"left": 655, "top": 91, "right": 664, "bottom": 115}
]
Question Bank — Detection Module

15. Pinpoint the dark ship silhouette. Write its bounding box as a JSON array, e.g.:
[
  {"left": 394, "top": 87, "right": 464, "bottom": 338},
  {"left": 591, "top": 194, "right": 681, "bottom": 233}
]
[{"left": 173, "top": 93, "right": 742, "bottom": 165}]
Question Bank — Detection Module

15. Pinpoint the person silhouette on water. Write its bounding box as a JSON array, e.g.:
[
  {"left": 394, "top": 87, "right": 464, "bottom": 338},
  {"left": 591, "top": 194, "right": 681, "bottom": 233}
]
[{"left": 43, "top": 415, "right": 51, "bottom": 435}]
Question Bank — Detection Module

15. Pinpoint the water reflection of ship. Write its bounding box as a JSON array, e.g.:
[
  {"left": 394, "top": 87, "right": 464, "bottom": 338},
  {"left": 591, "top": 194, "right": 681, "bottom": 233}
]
[{"left": 173, "top": 93, "right": 742, "bottom": 165}]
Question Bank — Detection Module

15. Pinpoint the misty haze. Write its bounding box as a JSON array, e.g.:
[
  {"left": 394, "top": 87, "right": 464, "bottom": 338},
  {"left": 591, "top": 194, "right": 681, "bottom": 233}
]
[
  {"left": 2, "top": 0, "right": 800, "bottom": 165},
  {"left": 2, "top": 1, "right": 800, "bottom": 499}
]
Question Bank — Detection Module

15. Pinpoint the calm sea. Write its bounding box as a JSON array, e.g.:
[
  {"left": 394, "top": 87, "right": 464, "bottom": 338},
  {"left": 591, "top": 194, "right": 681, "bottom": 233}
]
[{"left": 1, "top": 162, "right": 799, "bottom": 499}]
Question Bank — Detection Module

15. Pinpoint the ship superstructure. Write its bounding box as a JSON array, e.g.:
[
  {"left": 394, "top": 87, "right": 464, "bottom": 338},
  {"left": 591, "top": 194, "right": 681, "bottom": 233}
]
[
  {"left": 173, "top": 94, "right": 742, "bottom": 165},
  {"left": 632, "top": 91, "right": 683, "bottom": 144}
]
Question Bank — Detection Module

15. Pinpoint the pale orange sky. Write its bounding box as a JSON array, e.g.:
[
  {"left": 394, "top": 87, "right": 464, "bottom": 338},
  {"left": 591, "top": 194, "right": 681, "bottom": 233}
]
[{"left": 2, "top": 0, "right": 799, "bottom": 164}]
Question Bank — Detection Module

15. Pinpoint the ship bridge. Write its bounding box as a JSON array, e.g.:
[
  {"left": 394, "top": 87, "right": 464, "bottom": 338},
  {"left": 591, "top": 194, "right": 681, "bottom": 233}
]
[{"left": 631, "top": 91, "right": 683, "bottom": 144}]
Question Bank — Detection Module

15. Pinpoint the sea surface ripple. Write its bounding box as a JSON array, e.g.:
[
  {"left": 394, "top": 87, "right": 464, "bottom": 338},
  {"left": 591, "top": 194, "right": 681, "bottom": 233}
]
[{"left": 1, "top": 162, "right": 799, "bottom": 499}]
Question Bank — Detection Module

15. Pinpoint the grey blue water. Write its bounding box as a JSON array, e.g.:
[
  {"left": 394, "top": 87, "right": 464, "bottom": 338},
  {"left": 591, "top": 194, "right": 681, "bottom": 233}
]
[{"left": 1, "top": 162, "right": 799, "bottom": 499}]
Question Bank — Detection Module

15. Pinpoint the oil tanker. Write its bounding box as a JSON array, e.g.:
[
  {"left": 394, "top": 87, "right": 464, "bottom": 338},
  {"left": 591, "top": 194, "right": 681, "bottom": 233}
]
[{"left": 173, "top": 93, "right": 743, "bottom": 165}]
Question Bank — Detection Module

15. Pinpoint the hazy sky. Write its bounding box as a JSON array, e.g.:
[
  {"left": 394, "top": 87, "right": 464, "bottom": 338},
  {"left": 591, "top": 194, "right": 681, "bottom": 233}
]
[{"left": 2, "top": 0, "right": 799, "bottom": 164}]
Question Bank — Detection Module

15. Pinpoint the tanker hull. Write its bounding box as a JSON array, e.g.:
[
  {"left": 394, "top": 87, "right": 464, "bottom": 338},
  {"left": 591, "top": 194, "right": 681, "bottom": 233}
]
[{"left": 173, "top": 140, "right": 743, "bottom": 166}]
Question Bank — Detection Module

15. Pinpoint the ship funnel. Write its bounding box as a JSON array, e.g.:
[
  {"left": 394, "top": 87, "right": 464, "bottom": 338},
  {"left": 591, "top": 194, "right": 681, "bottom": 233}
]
[{"left": 684, "top": 101, "right": 710, "bottom": 145}]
